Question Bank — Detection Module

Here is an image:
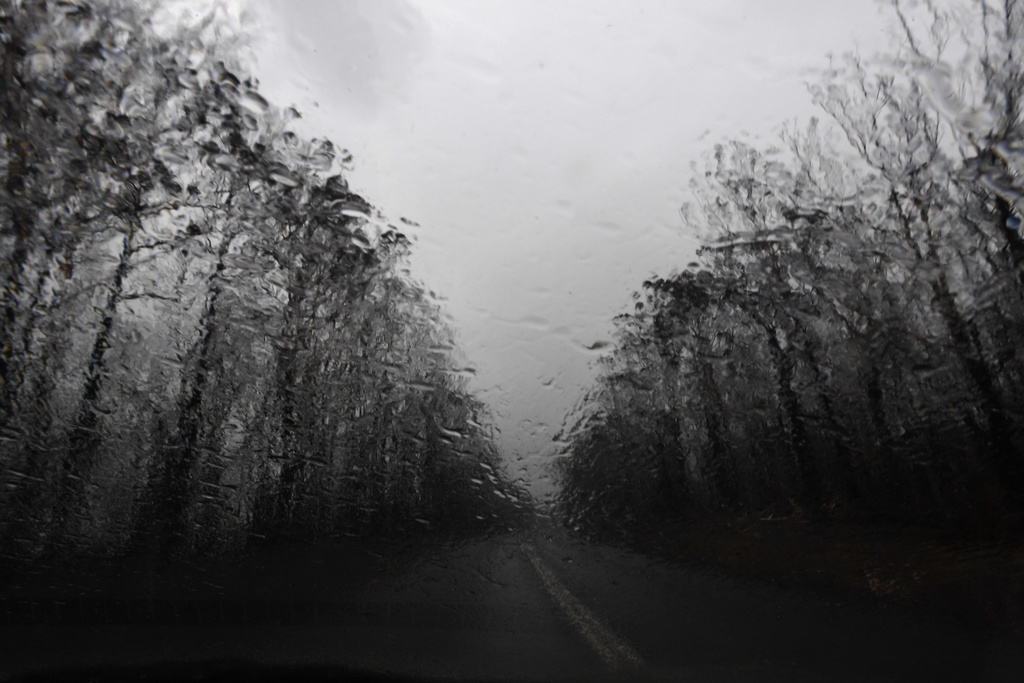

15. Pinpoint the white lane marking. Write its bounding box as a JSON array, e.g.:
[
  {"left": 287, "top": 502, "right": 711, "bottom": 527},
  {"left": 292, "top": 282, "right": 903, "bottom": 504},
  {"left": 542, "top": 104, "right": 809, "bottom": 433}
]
[{"left": 520, "top": 541, "right": 643, "bottom": 670}]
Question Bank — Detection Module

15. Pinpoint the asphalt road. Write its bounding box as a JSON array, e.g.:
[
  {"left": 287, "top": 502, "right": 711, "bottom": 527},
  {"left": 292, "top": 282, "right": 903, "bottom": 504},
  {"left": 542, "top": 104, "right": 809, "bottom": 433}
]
[{"left": 2, "top": 528, "right": 1023, "bottom": 681}]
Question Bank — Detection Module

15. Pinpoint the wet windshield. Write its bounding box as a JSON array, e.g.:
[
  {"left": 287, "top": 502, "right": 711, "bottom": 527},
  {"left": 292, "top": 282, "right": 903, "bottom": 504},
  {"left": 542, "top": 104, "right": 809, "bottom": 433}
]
[{"left": 2, "top": 1, "right": 1024, "bottom": 681}]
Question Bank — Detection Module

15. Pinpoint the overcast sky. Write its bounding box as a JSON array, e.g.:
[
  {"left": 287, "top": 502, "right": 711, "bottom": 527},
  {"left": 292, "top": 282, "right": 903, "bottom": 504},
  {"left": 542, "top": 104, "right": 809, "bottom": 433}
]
[{"left": 232, "top": 0, "right": 897, "bottom": 501}]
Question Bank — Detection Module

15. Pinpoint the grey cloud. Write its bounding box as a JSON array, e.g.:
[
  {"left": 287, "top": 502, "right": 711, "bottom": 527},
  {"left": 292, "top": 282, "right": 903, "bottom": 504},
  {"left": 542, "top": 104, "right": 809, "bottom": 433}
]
[{"left": 269, "top": 0, "right": 430, "bottom": 114}]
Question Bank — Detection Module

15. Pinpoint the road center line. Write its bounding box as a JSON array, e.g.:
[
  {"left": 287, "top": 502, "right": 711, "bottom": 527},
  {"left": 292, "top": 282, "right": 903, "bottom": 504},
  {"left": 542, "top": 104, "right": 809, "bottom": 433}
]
[{"left": 520, "top": 542, "right": 644, "bottom": 671}]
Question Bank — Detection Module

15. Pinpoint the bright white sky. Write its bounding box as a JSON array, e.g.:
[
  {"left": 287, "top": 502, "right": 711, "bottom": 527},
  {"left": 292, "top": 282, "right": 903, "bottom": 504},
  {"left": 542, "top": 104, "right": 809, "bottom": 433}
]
[{"left": 228, "top": 0, "right": 897, "bottom": 501}]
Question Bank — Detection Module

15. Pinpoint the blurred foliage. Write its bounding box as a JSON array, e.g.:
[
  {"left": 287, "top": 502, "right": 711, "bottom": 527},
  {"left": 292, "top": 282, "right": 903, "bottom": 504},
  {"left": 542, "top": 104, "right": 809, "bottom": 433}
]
[
  {"left": 0, "top": 0, "right": 526, "bottom": 562},
  {"left": 558, "top": 0, "right": 1024, "bottom": 538}
]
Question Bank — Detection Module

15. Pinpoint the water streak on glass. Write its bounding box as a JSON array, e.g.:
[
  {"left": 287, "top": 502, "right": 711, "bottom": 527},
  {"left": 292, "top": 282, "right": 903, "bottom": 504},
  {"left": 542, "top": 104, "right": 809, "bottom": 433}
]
[{"left": 1, "top": 1, "right": 1024, "bottom": 680}]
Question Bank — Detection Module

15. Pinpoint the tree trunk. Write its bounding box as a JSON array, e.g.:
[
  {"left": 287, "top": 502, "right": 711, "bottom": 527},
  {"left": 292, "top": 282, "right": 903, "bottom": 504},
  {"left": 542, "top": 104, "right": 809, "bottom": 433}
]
[
  {"left": 697, "top": 358, "right": 736, "bottom": 510},
  {"left": 0, "top": 16, "right": 34, "bottom": 432},
  {"left": 149, "top": 231, "right": 236, "bottom": 555},
  {"left": 56, "top": 217, "right": 137, "bottom": 542}
]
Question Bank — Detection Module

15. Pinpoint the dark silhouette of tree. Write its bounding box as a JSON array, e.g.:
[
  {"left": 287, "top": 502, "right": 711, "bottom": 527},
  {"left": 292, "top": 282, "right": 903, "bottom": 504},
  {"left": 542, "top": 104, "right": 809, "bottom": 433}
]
[
  {"left": 558, "top": 1, "right": 1024, "bottom": 538},
  {"left": 0, "top": 0, "right": 524, "bottom": 562}
]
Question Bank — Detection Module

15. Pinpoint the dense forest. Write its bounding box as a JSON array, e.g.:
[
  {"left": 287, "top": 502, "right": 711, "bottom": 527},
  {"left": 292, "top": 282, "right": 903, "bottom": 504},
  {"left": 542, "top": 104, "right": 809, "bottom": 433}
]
[
  {"left": 0, "top": 0, "right": 524, "bottom": 563},
  {"left": 558, "top": 0, "right": 1024, "bottom": 537}
]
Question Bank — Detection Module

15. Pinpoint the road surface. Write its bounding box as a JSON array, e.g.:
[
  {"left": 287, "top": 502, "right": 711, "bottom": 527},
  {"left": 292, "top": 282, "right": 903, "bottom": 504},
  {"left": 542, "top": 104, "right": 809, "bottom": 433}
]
[{"left": 2, "top": 528, "right": 1022, "bottom": 681}]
